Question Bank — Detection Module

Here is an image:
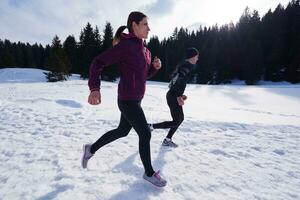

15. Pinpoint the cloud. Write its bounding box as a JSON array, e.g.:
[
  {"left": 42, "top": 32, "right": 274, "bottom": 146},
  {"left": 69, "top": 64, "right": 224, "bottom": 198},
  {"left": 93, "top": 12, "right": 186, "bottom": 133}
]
[
  {"left": 0, "top": 0, "right": 155, "bottom": 45},
  {"left": 0, "top": 0, "right": 292, "bottom": 45},
  {"left": 143, "top": 0, "right": 177, "bottom": 16}
]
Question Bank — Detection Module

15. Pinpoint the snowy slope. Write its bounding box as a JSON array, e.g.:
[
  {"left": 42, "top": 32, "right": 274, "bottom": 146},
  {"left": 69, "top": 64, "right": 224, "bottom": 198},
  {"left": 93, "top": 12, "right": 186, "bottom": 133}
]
[
  {"left": 0, "top": 68, "right": 47, "bottom": 83},
  {"left": 0, "top": 68, "right": 299, "bottom": 200}
]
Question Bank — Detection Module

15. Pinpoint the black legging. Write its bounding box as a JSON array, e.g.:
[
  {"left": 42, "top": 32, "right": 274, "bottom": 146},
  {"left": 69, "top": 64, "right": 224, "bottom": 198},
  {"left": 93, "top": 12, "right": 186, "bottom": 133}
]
[
  {"left": 90, "top": 99, "right": 154, "bottom": 177},
  {"left": 152, "top": 91, "right": 184, "bottom": 139}
]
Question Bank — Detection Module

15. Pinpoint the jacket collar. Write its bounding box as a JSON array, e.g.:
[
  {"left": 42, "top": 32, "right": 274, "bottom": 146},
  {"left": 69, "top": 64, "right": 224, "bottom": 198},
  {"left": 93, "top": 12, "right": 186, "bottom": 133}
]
[
  {"left": 121, "top": 32, "right": 137, "bottom": 39},
  {"left": 121, "top": 33, "right": 145, "bottom": 47}
]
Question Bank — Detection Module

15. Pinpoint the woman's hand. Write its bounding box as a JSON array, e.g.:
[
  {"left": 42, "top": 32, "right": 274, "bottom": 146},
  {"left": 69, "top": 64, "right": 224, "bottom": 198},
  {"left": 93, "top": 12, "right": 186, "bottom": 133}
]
[
  {"left": 177, "top": 96, "right": 184, "bottom": 106},
  {"left": 177, "top": 95, "right": 187, "bottom": 106},
  {"left": 88, "top": 91, "right": 101, "bottom": 105},
  {"left": 182, "top": 95, "right": 187, "bottom": 100},
  {"left": 152, "top": 56, "right": 162, "bottom": 70}
]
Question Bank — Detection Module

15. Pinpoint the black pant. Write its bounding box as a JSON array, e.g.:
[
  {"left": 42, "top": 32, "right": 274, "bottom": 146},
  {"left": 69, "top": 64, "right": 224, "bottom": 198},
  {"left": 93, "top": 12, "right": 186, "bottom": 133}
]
[
  {"left": 153, "top": 91, "right": 184, "bottom": 139},
  {"left": 90, "top": 99, "right": 154, "bottom": 177}
]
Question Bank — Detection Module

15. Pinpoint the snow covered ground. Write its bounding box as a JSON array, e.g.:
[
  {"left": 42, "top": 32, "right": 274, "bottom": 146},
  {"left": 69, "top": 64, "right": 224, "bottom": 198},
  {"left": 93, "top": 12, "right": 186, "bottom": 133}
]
[{"left": 0, "top": 68, "right": 299, "bottom": 200}]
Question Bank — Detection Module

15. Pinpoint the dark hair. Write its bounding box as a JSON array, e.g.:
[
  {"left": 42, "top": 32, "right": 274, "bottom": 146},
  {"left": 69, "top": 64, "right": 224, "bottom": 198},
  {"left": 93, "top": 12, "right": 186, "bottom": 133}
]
[
  {"left": 113, "top": 11, "right": 147, "bottom": 41},
  {"left": 113, "top": 25, "right": 127, "bottom": 45},
  {"left": 127, "top": 11, "right": 147, "bottom": 33},
  {"left": 185, "top": 47, "right": 199, "bottom": 59}
]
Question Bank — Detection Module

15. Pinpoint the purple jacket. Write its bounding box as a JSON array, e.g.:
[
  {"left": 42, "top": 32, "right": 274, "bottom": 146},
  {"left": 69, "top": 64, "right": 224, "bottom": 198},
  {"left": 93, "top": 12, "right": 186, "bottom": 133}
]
[{"left": 88, "top": 33, "right": 158, "bottom": 100}]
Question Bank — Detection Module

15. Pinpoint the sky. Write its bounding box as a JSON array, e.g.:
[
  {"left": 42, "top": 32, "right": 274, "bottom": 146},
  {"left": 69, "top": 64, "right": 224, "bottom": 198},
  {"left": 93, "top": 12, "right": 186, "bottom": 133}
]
[
  {"left": 0, "top": 68, "right": 299, "bottom": 199},
  {"left": 0, "top": 0, "right": 292, "bottom": 46}
]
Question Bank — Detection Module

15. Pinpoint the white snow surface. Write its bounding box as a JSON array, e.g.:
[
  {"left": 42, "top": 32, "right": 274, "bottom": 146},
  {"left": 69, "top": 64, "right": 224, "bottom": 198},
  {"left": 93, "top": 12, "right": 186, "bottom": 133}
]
[{"left": 0, "top": 68, "right": 299, "bottom": 200}]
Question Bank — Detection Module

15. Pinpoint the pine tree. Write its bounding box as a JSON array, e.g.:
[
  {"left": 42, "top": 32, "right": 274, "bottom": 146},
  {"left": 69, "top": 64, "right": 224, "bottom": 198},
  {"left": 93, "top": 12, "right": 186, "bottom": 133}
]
[
  {"left": 94, "top": 26, "right": 102, "bottom": 53},
  {"left": 63, "top": 35, "right": 78, "bottom": 74},
  {"left": 197, "top": 26, "right": 218, "bottom": 84},
  {"left": 0, "top": 39, "right": 3, "bottom": 68},
  {"left": 160, "top": 38, "right": 171, "bottom": 81},
  {"left": 25, "top": 43, "right": 35, "bottom": 67},
  {"left": 38, "top": 44, "right": 45, "bottom": 68},
  {"left": 78, "top": 22, "right": 99, "bottom": 78},
  {"left": 12, "top": 42, "right": 25, "bottom": 67},
  {"left": 1, "top": 49, "right": 15, "bottom": 67},
  {"left": 261, "top": 5, "right": 288, "bottom": 82},
  {"left": 236, "top": 8, "right": 263, "bottom": 85},
  {"left": 45, "top": 35, "right": 70, "bottom": 82},
  {"left": 32, "top": 43, "right": 43, "bottom": 68},
  {"left": 2, "top": 40, "right": 16, "bottom": 67},
  {"left": 285, "top": 0, "right": 300, "bottom": 83},
  {"left": 101, "top": 22, "right": 118, "bottom": 81},
  {"left": 102, "top": 22, "right": 113, "bottom": 50},
  {"left": 215, "top": 24, "right": 235, "bottom": 84},
  {"left": 42, "top": 45, "right": 51, "bottom": 70}
]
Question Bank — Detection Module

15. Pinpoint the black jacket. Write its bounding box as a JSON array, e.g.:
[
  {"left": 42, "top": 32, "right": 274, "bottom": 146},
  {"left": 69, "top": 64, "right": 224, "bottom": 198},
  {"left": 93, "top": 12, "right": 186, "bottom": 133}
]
[{"left": 168, "top": 61, "right": 195, "bottom": 97}]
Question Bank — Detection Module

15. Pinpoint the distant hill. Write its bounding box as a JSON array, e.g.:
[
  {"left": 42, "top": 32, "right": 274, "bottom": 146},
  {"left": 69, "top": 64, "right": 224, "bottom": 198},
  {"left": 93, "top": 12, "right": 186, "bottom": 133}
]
[{"left": 0, "top": 68, "right": 81, "bottom": 83}]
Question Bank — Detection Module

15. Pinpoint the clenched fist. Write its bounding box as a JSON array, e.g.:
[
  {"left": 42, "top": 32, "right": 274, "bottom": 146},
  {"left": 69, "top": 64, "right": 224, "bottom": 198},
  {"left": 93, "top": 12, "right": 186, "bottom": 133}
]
[{"left": 88, "top": 91, "right": 101, "bottom": 105}]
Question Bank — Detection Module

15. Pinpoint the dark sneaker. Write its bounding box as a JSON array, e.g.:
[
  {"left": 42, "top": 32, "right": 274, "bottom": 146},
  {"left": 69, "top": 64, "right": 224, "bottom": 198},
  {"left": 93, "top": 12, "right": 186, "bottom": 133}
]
[
  {"left": 81, "top": 144, "right": 94, "bottom": 169},
  {"left": 162, "top": 138, "right": 178, "bottom": 148},
  {"left": 143, "top": 170, "right": 167, "bottom": 187}
]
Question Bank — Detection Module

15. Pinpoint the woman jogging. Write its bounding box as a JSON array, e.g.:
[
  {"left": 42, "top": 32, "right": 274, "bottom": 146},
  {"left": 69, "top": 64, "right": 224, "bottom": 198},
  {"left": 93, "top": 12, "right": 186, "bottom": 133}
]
[
  {"left": 149, "top": 47, "right": 199, "bottom": 147},
  {"left": 81, "top": 11, "right": 167, "bottom": 187}
]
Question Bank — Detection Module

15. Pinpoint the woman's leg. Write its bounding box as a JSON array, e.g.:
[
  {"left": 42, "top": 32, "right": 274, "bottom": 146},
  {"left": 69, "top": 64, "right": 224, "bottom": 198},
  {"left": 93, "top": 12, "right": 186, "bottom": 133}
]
[
  {"left": 152, "top": 93, "right": 184, "bottom": 139},
  {"left": 118, "top": 100, "right": 155, "bottom": 177},
  {"left": 90, "top": 113, "right": 132, "bottom": 154},
  {"left": 166, "top": 102, "right": 184, "bottom": 139}
]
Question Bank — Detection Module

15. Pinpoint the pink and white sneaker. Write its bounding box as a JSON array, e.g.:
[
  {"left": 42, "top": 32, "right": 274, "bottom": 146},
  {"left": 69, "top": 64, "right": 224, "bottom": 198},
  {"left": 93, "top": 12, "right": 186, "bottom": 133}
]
[{"left": 143, "top": 170, "right": 167, "bottom": 187}]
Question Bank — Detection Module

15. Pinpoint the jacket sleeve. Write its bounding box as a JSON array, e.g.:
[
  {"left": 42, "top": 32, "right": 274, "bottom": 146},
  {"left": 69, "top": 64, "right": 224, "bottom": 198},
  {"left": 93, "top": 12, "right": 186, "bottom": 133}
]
[
  {"left": 88, "top": 42, "right": 125, "bottom": 91},
  {"left": 147, "top": 64, "right": 159, "bottom": 79},
  {"left": 169, "top": 64, "right": 191, "bottom": 96}
]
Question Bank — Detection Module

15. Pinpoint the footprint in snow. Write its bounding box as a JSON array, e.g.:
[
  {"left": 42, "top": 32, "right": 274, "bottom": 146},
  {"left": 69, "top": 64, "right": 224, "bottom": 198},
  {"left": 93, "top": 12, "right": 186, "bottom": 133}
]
[{"left": 55, "top": 99, "right": 82, "bottom": 108}]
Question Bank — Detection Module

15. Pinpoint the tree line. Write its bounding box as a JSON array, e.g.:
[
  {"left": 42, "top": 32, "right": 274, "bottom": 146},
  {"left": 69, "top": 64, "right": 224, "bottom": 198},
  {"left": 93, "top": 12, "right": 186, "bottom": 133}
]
[{"left": 0, "top": 0, "right": 299, "bottom": 84}]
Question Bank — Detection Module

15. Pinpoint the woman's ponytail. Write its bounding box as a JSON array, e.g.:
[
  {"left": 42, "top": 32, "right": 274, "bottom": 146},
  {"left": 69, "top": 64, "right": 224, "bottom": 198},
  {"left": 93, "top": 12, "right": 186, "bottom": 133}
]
[
  {"left": 112, "top": 11, "right": 147, "bottom": 45},
  {"left": 112, "top": 25, "right": 127, "bottom": 46}
]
